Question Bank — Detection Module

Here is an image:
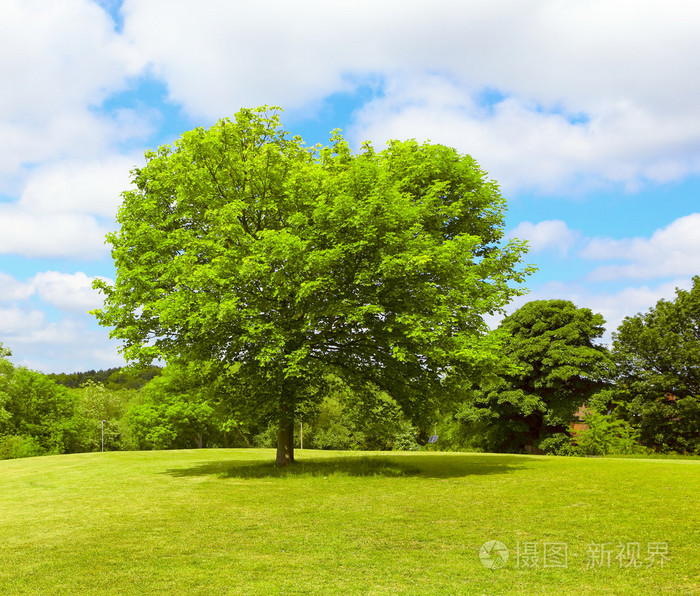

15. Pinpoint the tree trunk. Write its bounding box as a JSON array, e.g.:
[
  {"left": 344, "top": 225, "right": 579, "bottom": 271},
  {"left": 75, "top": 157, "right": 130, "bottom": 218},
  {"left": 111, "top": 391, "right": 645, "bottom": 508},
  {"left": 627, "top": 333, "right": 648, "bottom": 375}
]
[
  {"left": 276, "top": 417, "right": 295, "bottom": 465},
  {"left": 523, "top": 413, "right": 544, "bottom": 454}
]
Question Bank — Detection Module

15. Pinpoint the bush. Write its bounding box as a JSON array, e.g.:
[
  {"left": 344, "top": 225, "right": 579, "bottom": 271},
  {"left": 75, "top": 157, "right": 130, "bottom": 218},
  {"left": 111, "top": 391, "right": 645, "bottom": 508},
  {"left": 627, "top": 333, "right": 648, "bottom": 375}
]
[
  {"left": 573, "top": 409, "right": 643, "bottom": 456},
  {"left": 0, "top": 365, "right": 79, "bottom": 454},
  {"left": 126, "top": 365, "right": 225, "bottom": 450},
  {"left": 633, "top": 395, "right": 700, "bottom": 455},
  {"left": 308, "top": 396, "right": 354, "bottom": 450},
  {"left": 252, "top": 423, "right": 278, "bottom": 449},
  {"left": 537, "top": 433, "right": 578, "bottom": 456},
  {"left": 389, "top": 420, "right": 421, "bottom": 451},
  {"left": 312, "top": 422, "right": 353, "bottom": 450},
  {"left": 0, "top": 435, "right": 44, "bottom": 460}
]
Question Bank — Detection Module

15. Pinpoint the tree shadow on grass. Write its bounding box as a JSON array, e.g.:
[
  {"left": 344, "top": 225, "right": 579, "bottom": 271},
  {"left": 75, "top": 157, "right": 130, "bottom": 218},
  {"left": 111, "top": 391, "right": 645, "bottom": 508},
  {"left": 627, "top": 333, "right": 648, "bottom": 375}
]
[{"left": 164, "top": 453, "right": 542, "bottom": 480}]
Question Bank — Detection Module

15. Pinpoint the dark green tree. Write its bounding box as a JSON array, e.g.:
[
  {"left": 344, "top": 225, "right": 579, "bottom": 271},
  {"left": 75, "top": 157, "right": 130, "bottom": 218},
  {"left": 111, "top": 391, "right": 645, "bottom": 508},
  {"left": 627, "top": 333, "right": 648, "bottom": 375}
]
[
  {"left": 612, "top": 276, "right": 700, "bottom": 453},
  {"left": 93, "top": 106, "right": 532, "bottom": 464},
  {"left": 461, "top": 300, "right": 614, "bottom": 452}
]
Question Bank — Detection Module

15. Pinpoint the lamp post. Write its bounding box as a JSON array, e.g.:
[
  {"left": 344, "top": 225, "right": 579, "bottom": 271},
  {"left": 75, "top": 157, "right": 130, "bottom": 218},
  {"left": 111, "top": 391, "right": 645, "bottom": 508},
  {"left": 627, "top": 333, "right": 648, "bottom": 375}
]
[{"left": 101, "top": 420, "right": 105, "bottom": 452}]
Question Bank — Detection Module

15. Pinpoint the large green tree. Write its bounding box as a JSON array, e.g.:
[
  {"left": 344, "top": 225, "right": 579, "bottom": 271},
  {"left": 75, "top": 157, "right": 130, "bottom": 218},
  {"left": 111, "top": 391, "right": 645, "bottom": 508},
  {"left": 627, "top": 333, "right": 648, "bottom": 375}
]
[
  {"left": 460, "top": 300, "right": 614, "bottom": 452},
  {"left": 612, "top": 276, "right": 700, "bottom": 453},
  {"left": 93, "top": 107, "right": 532, "bottom": 464}
]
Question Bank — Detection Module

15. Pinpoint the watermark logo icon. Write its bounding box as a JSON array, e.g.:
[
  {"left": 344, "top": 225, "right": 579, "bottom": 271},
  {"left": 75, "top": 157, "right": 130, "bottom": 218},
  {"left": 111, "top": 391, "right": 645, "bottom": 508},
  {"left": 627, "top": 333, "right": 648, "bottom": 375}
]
[{"left": 479, "top": 540, "right": 509, "bottom": 569}]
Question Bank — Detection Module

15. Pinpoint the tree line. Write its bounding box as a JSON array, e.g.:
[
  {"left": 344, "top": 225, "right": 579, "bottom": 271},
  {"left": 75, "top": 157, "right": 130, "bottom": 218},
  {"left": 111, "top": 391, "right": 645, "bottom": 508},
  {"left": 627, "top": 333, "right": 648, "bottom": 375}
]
[
  {"left": 46, "top": 366, "right": 162, "bottom": 390},
  {"left": 443, "top": 283, "right": 700, "bottom": 456},
  {"left": 0, "top": 349, "right": 422, "bottom": 458},
  {"left": 2, "top": 277, "right": 699, "bottom": 459}
]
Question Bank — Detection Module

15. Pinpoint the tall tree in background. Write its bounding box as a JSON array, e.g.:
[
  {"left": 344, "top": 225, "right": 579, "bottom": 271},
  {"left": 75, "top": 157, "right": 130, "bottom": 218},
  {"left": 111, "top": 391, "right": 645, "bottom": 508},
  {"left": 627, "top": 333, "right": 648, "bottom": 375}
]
[
  {"left": 614, "top": 276, "right": 700, "bottom": 399},
  {"left": 0, "top": 342, "right": 82, "bottom": 455},
  {"left": 93, "top": 106, "right": 532, "bottom": 464},
  {"left": 461, "top": 300, "right": 613, "bottom": 452},
  {"left": 127, "top": 363, "right": 225, "bottom": 450},
  {"left": 612, "top": 276, "right": 700, "bottom": 453}
]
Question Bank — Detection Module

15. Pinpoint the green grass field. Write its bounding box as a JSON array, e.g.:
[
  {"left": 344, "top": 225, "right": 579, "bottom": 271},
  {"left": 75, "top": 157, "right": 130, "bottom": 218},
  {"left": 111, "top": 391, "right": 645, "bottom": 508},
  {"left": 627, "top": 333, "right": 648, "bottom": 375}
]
[{"left": 1, "top": 449, "right": 698, "bottom": 595}]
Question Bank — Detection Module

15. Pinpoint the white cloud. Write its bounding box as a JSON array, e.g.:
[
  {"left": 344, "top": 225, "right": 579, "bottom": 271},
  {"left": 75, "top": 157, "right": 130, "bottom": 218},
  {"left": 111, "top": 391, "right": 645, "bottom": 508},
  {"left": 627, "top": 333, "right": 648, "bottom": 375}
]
[
  {"left": 0, "top": 112, "right": 151, "bottom": 198},
  {"left": 0, "top": 271, "right": 122, "bottom": 373},
  {"left": 121, "top": 0, "right": 700, "bottom": 116},
  {"left": 509, "top": 220, "right": 579, "bottom": 256},
  {"left": 350, "top": 78, "right": 700, "bottom": 193},
  {"left": 0, "top": 1, "right": 146, "bottom": 189},
  {"left": 0, "top": 305, "right": 46, "bottom": 336},
  {"left": 0, "top": 153, "right": 135, "bottom": 258},
  {"left": 0, "top": 271, "right": 112, "bottom": 311},
  {"left": 0, "top": 0, "right": 141, "bottom": 120},
  {"left": 19, "top": 156, "right": 136, "bottom": 218},
  {"left": 33, "top": 271, "right": 112, "bottom": 314},
  {"left": 2, "top": 315, "right": 125, "bottom": 374},
  {"left": 0, "top": 1, "right": 151, "bottom": 260},
  {"left": 119, "top": 0, "right": 700, "bottom": 192},
  {"left": 121, "top": 0, "right": 378, "bottom": 118},
  {"left": 1, "top": 0, "right": 699, "bottom": 205},
  {"left": 0, "top": 206, "right": 111, "bottom": 258},
  {"left": 0, "top": 273, "right": 35, "bottom": 302},
  {"left": 581, "top": 213, "right": 700, "bottom": 280}
]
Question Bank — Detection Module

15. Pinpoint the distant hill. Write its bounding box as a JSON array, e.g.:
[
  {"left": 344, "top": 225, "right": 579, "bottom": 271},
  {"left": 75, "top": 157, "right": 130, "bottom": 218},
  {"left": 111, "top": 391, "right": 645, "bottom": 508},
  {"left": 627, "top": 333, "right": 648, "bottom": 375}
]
[{"left": 47, "top": 365, "right": 162, "bottom": 390}]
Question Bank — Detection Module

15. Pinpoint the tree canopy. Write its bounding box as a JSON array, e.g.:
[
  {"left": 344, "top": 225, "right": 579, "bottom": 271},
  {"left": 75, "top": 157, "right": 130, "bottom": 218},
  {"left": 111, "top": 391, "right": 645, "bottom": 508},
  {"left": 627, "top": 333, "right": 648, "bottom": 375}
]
[
  {"left": 93, "top": 106, "right": 533, "bottom": 464},
  {"left": 460, "top": 299, "right": 613, "bottom": 452},
  {"left": 0, "top": 342, "right": 83, "bottom": 456},
  {"left": 613, "top": 275, "right": 700, "bottom": 400},
  {"left": 611, "top": 276, "right": 700, "bottom": 453}
]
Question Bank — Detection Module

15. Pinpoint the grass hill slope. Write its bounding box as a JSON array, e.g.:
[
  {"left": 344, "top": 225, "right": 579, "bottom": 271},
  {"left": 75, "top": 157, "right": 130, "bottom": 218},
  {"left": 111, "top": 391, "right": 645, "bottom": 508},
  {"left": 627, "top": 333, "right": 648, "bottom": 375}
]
[{"left": 1, "top": 450, "right": 698, "bottom": 595}]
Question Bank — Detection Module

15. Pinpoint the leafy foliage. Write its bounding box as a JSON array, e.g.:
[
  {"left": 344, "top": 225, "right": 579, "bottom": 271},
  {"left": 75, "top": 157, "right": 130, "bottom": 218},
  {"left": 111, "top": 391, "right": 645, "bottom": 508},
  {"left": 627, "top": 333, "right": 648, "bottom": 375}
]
[
  {"left": 126, "top": 363, "right": 251, "bottom": 450},
  {"left": 0, "top": 343, "right": 83, "bottom": 457},
  {"left": 460, "top": 300, "right": 614, "bottom": 452},
  {"left": 254, "top": 387, "right": 421, "bottom": 452},
  {"left": 612, "top": 276, "right": 700, "bottom": 453},
  {"left": 614, "top": 276, "right": 700, "bottom": 398},
  {"left": 572, "top": 408, "right": 642, "bottom": 456},
  {"left": 0, "top": 435, "right": 44, "bottom": 460},
  {"left": 72, "top": 381, "right": 136, "bottom": 451},
  {"left": 1, "top": 370, "right": 80, "bottom": 454},
  {"left": 308, "top": 388, "right": 421, "bottom": 451}
]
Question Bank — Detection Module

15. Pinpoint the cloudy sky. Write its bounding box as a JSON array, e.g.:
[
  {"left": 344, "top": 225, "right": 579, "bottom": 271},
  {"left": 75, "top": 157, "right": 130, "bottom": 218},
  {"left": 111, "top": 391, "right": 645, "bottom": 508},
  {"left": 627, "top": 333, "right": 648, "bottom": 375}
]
[{"left": 2, "top": 0, "right": 700, "bottom": 373}]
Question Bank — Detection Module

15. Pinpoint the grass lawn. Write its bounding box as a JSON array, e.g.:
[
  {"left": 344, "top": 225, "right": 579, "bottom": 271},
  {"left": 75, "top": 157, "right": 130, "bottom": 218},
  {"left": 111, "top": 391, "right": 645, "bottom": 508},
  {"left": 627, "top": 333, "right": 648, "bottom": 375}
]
[{"left": 1, "top": 449, "right": 698, "bottom": 595}]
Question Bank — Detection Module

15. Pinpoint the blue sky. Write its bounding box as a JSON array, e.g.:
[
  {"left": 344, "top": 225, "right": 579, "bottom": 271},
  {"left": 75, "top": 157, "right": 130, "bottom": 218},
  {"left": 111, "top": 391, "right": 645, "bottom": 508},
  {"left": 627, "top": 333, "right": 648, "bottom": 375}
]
[{"left": 2, "top": 0, "right": 700, "bottom": 373}]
